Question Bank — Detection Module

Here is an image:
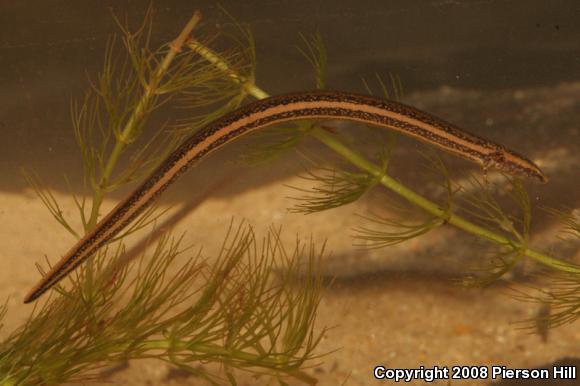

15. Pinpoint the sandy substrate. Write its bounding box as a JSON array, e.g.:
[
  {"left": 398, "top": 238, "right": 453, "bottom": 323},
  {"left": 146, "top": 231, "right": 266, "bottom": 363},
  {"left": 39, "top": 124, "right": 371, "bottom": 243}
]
[
  {"left": 1, "top": 84, "right": 579, "bottom": 385},
  {"left": 1, "top": 178, "right": 580, "bottom": 386}
]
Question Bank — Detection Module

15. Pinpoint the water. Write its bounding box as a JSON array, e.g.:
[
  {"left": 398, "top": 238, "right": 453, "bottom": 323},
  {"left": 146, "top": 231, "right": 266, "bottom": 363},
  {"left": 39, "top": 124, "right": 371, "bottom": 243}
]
[{"left": 1, "top": 1, "right": 579, "bottom": 385}]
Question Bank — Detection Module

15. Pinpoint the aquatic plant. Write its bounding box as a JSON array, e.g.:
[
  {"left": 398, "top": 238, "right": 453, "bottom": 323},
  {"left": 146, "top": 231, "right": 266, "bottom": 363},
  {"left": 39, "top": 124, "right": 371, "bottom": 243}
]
[{"left": 1, "top": 5, "right": 578, "bottom": 385}]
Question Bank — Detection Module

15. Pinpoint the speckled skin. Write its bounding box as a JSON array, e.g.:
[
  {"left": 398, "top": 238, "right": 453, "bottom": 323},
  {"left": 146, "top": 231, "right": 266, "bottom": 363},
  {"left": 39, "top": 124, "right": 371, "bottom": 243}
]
[{"left": 24, "top": 90, "right": 547, "bottom": 303}]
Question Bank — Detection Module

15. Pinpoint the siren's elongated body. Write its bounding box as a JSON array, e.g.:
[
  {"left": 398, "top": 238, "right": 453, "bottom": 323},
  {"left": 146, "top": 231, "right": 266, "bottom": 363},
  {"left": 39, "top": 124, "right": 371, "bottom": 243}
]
[{"left": 24, "top": 90, "right": 547, "bottom": 303}]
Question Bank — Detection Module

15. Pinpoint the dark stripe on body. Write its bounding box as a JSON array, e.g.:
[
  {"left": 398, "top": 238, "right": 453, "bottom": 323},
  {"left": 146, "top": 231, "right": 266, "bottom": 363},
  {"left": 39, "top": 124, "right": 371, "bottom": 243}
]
[{"left": 24, "top": 90, "right": 546, "bottom": 303}]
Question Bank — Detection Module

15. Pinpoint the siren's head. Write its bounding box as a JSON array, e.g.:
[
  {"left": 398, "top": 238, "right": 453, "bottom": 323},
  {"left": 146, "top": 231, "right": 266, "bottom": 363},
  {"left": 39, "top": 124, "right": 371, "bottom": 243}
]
[{"left": 487, "top": 150, "right": 548, "bottom": 183}]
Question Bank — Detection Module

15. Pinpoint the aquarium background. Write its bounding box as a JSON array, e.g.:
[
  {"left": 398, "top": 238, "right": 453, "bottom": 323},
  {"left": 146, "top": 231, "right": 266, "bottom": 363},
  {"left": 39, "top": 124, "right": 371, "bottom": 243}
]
[{"left": 1, "top": 1, "right": 579, "bottom": 385}]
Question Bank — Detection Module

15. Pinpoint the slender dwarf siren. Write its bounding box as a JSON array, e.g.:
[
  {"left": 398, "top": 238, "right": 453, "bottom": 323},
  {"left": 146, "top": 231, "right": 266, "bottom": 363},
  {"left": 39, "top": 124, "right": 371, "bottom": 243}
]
[{"left": 24, "top": 90, "right": 547, "bottom": 303}]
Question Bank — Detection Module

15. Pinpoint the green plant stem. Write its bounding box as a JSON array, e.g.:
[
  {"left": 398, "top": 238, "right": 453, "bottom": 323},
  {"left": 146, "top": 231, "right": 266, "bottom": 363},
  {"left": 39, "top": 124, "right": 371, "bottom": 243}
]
[
  {"left": 188, "top": 39, "right": 269, "bottom": 100},
  {"left": 139, "top": 340, "right": 316, "bottom": 384},
  {"left": 86, "top": 11, "right": 202, "bottom": 231},
  {"left": 309, "top": 128, "right": 580, "bottom": 273},
  {"left": 188, "top": 39, "right": 580, "bottom": 275}
]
